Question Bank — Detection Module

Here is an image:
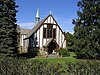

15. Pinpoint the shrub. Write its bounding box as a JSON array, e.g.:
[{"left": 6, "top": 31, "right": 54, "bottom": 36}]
[
  {"left": 59, "top": 48, "right": 70, "bottom": 57},
  {"left": 65, "top": 60, "right": 100, "bottom": 75},
  {"left": 0, "top": 57, "right": 100, "bottom": 75},
  {"left": 0, "top": 57, "right": 64, "bottom": 75},
  {"left": 28, "top": 49, "right": 39, "bottom": 58}
]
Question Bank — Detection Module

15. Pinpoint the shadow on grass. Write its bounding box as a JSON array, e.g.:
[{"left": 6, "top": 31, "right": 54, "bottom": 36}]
[{"left": 17, "top": 53, "right": 35, "bottom": 58}]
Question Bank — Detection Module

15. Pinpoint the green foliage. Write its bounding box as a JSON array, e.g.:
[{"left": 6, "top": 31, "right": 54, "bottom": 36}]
[
  {"left": 0, "top": 57, "right": 64, "bottom": 75},
  {"left": 28, "top": 49, "right": 39, "bottom": 58},
  {"left": 59, "top": 48, "right": 70, "bottom": 57},
  {"left": 66, "top": 60, "right": 100, "bottom": 75},
  {"left": 0, "top": 57, "right": 100, "bottom": 75},
  {"left": 0, "top": 0, "right": 18, "bottom": 57},
  {"left": 66, "top": 32, "right": 74, "bottom": 52},
  {"left": 33, "top": 53, "right": 78, "bottom": 65},
  {"left": 73, "top": 0, "right": 100, "bottom": 59}
]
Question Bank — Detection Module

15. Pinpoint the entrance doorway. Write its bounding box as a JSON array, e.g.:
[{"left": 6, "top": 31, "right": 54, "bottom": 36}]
[{"left": 48, "top": 41, "right": 56, "bottom": 54}]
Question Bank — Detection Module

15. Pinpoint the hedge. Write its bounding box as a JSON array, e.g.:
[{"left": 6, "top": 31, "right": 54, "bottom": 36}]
[{"left": 0, "top": 57, "right": 100, "bottom": 75}]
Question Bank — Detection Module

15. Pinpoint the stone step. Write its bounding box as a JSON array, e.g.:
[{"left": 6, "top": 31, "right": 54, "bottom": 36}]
[{"left": 48, "top": 54, "right": 59, "bottom": 58}]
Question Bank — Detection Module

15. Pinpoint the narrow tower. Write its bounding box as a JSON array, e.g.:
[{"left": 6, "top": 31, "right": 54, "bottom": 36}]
[{"left": 35, "top": 8, "right": 40, "bottom": 25}]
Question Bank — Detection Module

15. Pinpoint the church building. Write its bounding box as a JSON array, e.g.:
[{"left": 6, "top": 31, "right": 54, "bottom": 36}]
[{"left": 19, "top": 9, "right": 66, "bottom": 55}]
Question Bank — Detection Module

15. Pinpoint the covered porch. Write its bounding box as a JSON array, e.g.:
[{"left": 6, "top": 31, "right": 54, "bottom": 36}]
[{"left": 44, "top": 38, "right": 59, "bottom": 54}]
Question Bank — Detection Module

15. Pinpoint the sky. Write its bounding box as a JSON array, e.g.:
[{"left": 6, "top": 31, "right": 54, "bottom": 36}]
[{"left": 16, "top": 0, "right": 79, "bottom": 34}]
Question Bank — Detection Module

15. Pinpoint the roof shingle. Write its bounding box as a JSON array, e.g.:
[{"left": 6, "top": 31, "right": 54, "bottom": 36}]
[{"left": 21, "top": 29, "right": 31, "bottom": 34}]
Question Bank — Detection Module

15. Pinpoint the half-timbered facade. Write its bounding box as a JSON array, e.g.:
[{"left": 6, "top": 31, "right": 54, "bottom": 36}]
[
  {"left": 19, "top": 9, "right": 66, "bottom": 54},
  {"left": 25, "top": 14, "right": 66, "bottom": 54}
]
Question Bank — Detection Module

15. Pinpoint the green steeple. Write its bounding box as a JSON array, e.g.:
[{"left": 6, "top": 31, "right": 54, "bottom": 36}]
[{"left": 35, "top": 8, "right": 40, "bottom": 25}]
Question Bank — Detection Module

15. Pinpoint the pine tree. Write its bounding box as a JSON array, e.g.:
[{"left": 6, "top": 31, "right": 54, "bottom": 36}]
[
  {"left": 73, "top": 0, "right": 100, "bottom": 59},
  {"left": 0, "top": 0, "right": 18, "bottom": 57},
  {"left": 66, "top": 32, "right": 74, "bottom": 52}
]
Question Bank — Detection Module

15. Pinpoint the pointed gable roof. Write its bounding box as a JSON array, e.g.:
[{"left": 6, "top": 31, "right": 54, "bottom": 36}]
[
  {"left": 26, "top": 14, "right": 65, "bottom": 39},
  {"left": 26, "top": 18, "right": 45, "bottom": 38},
  {"left": 21, "top": 29, "right": 31, "bottom": 35}
]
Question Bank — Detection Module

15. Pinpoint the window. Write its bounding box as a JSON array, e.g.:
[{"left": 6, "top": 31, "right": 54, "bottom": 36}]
[
  {"left": 47, "top": 29, "right": 49, "bottom": 38},
  {"left": 43, "top": 24, "right": 56, "bottom": 38},
  {"left": 53, "top": 29, "right": 56, "bottom": 38},
  {"left": 50, "top": 29, "right": 52, "bottom": 38},
  {"left": 43, "top": 28, "right": 46, "bottom": 38},
  {"left": 47, "top": 25, "right": 53, "bottom": 29},
  {"left": 47, "top": 29, "right": 52, "bottom": 38}
]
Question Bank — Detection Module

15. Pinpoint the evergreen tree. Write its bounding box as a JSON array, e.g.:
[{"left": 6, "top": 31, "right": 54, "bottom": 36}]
[
  {"left": 73, "top": 0, "right": 100, "bottom": 59},
  {"left": 66, "top": 32, "right": 74, "bottom": 52},
  {"left": 0, "top": 0, "right": 18, "bottom": 57}
]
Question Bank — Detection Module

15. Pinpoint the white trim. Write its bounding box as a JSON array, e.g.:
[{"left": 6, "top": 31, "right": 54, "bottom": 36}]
[
  {"left": 51, "top": 16, "right": 54, "bottom": 23},
  {"left": 47, "top": 16, "right": 50, "bottom": 23},
  {"left": 40, "top": 25, "right": 43, "bottom": 47},
  {"left": 44, "top": 24, "right": 47, "bottom": 28},
  {"left": 22, "top": 35, "right": 23, "bottom": 46},
  {"left": 53, "top": 25, "right": 56, "bottom": 28}
]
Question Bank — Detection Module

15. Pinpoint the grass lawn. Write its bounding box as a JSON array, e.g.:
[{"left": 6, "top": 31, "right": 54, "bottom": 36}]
[{"left": 29, "top": 52, "right": 81, "bottom": 65}]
